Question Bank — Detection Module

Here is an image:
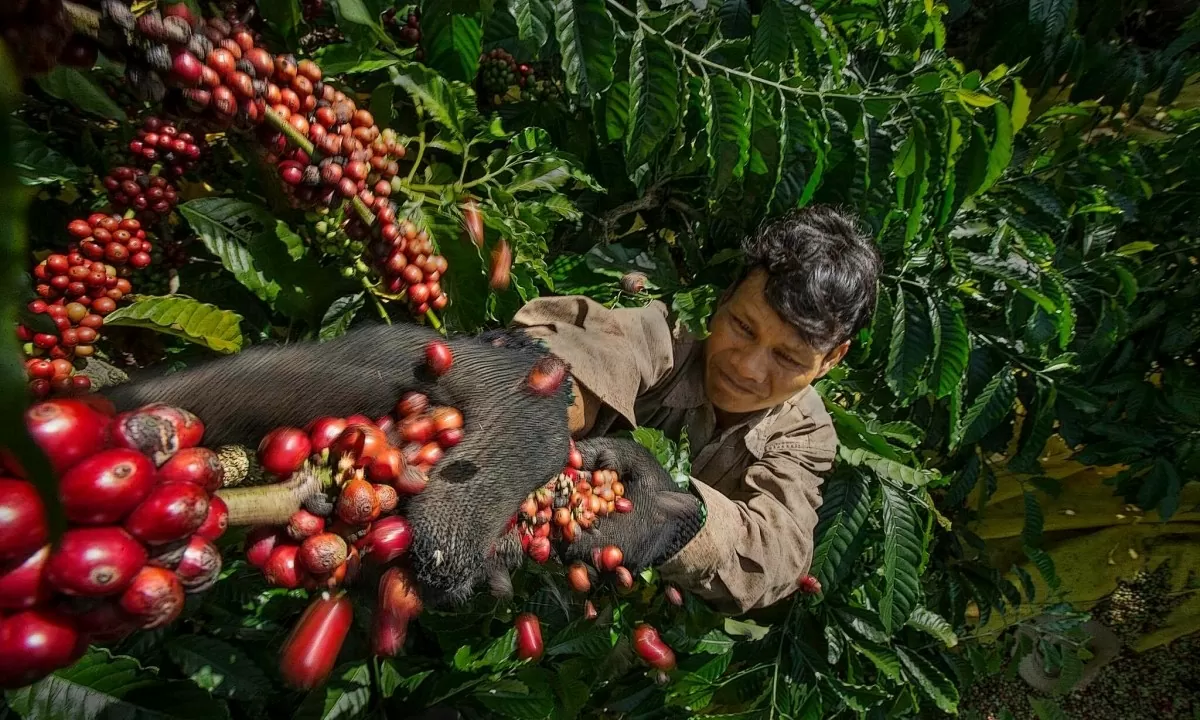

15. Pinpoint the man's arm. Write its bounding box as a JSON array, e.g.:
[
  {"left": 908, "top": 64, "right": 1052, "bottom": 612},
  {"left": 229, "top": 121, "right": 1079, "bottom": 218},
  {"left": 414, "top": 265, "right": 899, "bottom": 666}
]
[{"left": 659, "top": 411, "right": 837, "bottom": 614}]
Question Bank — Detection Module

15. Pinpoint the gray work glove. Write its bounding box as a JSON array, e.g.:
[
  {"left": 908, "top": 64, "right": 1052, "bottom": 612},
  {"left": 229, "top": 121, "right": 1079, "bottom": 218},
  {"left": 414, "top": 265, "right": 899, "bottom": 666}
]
[
  {"left": 557, "top": 437, "right": 703, "bottom": 573},
  {"left": 105, "top": 323, "right": 572, "bottom": 607}
]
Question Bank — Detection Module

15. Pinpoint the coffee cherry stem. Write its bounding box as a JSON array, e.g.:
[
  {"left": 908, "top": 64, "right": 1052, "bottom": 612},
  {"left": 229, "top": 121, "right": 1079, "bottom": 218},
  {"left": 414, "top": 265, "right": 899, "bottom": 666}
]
[
  {"left": 263, "top": 107, "right": 318, "bottom": 160},
  {"left": 424, "top": 308, "right": 443, "bottom": 333},
  {"left": 360, "top": 277, "right": 394, "bottom": 326},
  {"left": 217, "top": 463, "right": 334, "bottom": 527}
]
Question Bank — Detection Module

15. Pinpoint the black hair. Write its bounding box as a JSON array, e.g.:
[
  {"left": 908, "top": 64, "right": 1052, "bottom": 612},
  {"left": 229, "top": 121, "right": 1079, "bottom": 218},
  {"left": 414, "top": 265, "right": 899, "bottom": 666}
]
[{"left": 739, "top": 205, "right": 881, "bottom": 353}]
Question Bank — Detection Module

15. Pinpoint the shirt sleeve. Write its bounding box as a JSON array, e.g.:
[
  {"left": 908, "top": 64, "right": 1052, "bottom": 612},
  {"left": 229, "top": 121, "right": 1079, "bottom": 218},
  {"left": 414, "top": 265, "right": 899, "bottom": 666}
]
[
  {"left": 510, "top": 296, "right": 676, "bottom": 427},
  {"left": 658, "top": 404, "right": 838, "bottom": 614}
]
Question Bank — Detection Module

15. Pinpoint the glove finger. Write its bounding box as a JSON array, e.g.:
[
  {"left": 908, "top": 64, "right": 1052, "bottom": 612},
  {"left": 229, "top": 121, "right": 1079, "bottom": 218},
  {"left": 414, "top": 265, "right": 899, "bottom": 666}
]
[{"left": 575, "top": 438, "right": 619, "bottom": 472}]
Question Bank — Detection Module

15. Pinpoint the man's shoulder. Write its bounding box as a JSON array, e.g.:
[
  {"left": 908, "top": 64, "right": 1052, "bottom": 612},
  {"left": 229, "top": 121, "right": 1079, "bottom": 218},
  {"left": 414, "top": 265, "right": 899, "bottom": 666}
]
[{"left": 757, "top": 387, "right": 837, "bottom": 459}]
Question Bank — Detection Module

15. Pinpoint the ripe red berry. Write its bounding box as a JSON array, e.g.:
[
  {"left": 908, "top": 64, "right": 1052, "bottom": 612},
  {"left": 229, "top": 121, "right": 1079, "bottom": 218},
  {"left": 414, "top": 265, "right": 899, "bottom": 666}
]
[
  {"left": 264, "top": 544, "right": 306, "bottom": 589},
  {"left": 172, "top": 49, "right": 204, "bottom": 85},
  {"left": 23, "top": 399, "right": 109, "bottom": 475},
  {"left": 632, "top": 623, "right": 676, "bottom": 671},
  {"left": 58, "top": 449, "right": 156, "bottom": 526},
  {"left": 46, "top": 527, "right": 147, "bottom": 597},
  {"left": 299, "top": 533, "right": 347, "bottom": 575},
  {"left": 119, "top": 566, "right": 185, "bottom": 629},
  {"left": 566, "top": 562, "right": 591, "bottom": 593},
  {"left": 158, "top": 447, "right": 224, "bottom": 493},
  {"left": 424, "top": 340, "right": 452, "bottom": 375},
  {"left": 245, "top": 526, "right": 282, "bottom": 569},
  {"left": 337, "top": 477, "right": 379, "bottom": 525},
  {"left": 598, "top": 545, "right": 623, "bottom": 572},
  {"left": 355, "top": 515, "right": 412, "bottom": 565},
  {"left": 279, "top": 592, "right": 353, "bottom": 690},
  {"left": 797, "top": 574, "right": 822, "bottom": 595},
  {"left": 0, "top": 609, "right": 84, "bottom": 689},
  {"left": 124, "top": 482, "right": 210, "bottom": 546},
  {"left": 195, "top": 495, "right": 229, "bottom": 541},
  {"left": 0, "top": 479, "right": 47, "bottom": 563},
  {"left": 365, "top": 446, "right": 405, "bottom": 484},
  {"left": 287, "top": 509, "right": 326, "bottom": 541},
  {"left": 527, "top": 536, "right": 551, "bottom": 563},
  {"left": 259, "top": 427, "right": 312, "bottom": 476},
  {"left": 0, "top": 546, "right": 51, "bottom": 610},
  {"left": 395, "top": 391, "right": 429, "bottom": 418},
  {"left": 513, "top": 613, "right": 544, "bottom": 662},
  {"left": 175, "top": 535, "right": 222, "bottom": 593}
]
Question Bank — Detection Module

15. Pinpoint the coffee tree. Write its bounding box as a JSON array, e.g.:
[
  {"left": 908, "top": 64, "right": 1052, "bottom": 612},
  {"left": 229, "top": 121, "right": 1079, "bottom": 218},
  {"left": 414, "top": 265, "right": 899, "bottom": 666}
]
[{"left": 2, "top": 0, "right": 1198, "bottom": 717}]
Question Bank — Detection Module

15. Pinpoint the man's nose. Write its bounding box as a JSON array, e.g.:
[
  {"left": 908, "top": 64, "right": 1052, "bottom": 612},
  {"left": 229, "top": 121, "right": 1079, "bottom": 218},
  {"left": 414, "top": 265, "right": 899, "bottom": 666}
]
[{"left": 728, "top": 346, "right": 769, "bottom": 385}]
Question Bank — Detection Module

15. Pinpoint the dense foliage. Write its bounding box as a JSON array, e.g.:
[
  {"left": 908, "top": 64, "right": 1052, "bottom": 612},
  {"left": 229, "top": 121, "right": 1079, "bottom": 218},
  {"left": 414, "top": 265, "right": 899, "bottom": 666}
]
[{"left": 2, "top": 0, "right": 1198, "bottom": 717}]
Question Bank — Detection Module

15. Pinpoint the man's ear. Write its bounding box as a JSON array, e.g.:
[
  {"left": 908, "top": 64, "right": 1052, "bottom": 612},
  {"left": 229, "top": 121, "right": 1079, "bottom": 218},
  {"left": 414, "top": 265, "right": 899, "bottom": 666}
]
[{"left": 815, "top": 341, "right": 850, "bottom": 379}]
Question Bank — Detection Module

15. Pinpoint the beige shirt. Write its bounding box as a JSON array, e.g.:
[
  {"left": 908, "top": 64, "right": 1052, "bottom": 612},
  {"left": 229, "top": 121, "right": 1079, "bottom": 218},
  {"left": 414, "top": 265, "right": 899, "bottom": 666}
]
[{"left": 511, "top": 296, "right": 838, "bottom": 613}]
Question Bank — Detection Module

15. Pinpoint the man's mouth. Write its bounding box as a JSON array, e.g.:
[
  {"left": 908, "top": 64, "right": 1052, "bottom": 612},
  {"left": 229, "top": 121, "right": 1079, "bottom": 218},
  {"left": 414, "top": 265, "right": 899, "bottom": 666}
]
[{"left": 717, "top": 367, "right": 757, "bottom": 398}]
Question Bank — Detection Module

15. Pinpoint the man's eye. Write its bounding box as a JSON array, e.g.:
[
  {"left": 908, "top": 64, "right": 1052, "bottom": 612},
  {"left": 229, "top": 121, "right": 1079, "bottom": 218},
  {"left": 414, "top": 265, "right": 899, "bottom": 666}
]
[
  {"left": 777, "top": 351, "right": 802, "bottom": 369},
  {"left": 734, "top": 318, "right": 752, "bottom": 336}
]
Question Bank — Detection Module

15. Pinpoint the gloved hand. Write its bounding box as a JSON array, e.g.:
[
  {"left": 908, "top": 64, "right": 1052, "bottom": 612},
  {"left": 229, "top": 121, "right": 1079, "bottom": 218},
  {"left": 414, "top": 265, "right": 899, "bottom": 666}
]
[
  {"left": 105, "top": 322, "right": 572, "bottom": 607},
  {"left": 558, "top": 437, "right": 703, "bottom": 574}
]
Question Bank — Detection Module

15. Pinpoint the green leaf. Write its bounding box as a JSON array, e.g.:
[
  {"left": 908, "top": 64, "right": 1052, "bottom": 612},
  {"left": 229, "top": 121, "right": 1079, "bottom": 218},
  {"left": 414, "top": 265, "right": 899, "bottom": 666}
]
[
  {"left": 258, "top": 0, "right": 303, "bottom": 45},
  {"left": 625, "top": 30, "right": 681, "bottom": 171},
  {"left": 165, "top": 636, "right": 271, "bottom": 702},
  {"left": 905, "top": 607, "right": 958, "bottom": 647},
  {"left": 1114, "top": 241, "right": 1156, "bottom": 256},
  {"left": 35, "top": 67, "right": 125, "bottom": 120},
  {"left": 331, "top": 0, "right": 380, "bottom": 31},
  {"left": 553, "top": 0, "right": 616, "bottom": 99},
  {"left": 957, "top": 368, "right": 1016, "bottom": 448},
  {"left": 1028, "top": 0, "right": 1073, "bottom": 40},
  {"left": 719, "top": 0, "right": 752, "bottom": 37},
  {"left": 293, "top": 662, "right": 371, "bottom": 720},
  {"left": 893, "top": 132, "right": 918, "bottom": 178},
  {"left": 604, "top": 80, "right": 631, "bottom": 143},
  {"left": 851, "top": 641, "right": 903, "bottom": 682},
  {"left": 1011, "top": 78, "right": 1031, "bottom": 133},
  {"left": 11, "top": 119, "right": 82, "bottom": 186},
  {"left": 390, "top": 63, "right": 476, "bottom": 141},
  {"left": 839, "top": 447, "right": 937, "bottom": 488},
  {"left": 672, "top": 285, "right": 719, "bottom": 339},
  {"left": 6, "top": 650, "right": 228, "bottom": 720},
  {"left": 1021, "top": 491, "right": 1044, "bottom": 546},
  {"left": 1010, "top": 385, "right": 1056, "bottom": 473},
  {"left": 1137, "top": 456, "right": 1182, "bottom": 519},
  {"left": 896, "top": 648, "right": 958, "bottom": 714},
  {"left": 507, "top": 160, "right": 584, "bottom": 193},
  {"left": 879, "top": 483, "right": 923, "bottom": 633},
  {"left": 978, "top": 104, "right": 1013, "bottom": 195},
  {"left": 707, "top": 75, "right": 751, "bottom": 194},
  {"left": 510, "top": 0, "right": 552, "bottom": 49},
  {"left": 546, "top": 622, "right": 614, "bottom": 658},
  {"left": 887, "top": 290, "right": 933, "bottom": 399},
  {"left": 955, "top": 89, "right": 998, "bottom": 108},
  {"left": 473, "top": 673, "right": 555, "bottom": 718},
  {"left": 319, "top": 293, "right": 364, "bottom": 340},
  {"left": 1030, "top": 697, "right": 1070, "bottom": 720},
  {"left": 930, "top": 296, "right": 969, "bottom": 398},
  {"left": 752, "top": 0, "right": 790, "bottom": 65},
  {"left": 810, "top": 471, "right": 872, "bottom": 590},
  {"left": 311, "top": 46, "right": 401, "bottom": 75},
  {"left": 421, "top": 0, "right": 484, "bottom": 82},
  {"left": 103, "top": 295, "right": 243, "bottom": 354},
  {"left": 1024, "top": 544, "right": 1060, "bottom": 590}
]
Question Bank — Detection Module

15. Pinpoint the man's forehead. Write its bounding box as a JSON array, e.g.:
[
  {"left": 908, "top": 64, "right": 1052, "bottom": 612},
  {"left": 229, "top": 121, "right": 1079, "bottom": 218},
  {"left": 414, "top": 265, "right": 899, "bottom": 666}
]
[{"left": 729, "top": 274, "right": 819, "bottom": 357}]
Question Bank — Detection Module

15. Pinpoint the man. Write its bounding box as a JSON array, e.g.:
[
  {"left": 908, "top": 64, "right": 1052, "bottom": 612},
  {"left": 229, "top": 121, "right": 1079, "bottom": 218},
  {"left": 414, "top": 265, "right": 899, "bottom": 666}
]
[
  {"left": 107, "top": 205, "right": 879, "bottom": 612},
  {"left": 510, "top": 205, "right": 880, "bottom": 612}
]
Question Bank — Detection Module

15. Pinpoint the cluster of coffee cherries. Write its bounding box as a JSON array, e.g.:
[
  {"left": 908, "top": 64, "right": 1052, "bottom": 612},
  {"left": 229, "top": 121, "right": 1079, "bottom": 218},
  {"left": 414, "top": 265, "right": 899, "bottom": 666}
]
[
  {"left": 128, "top": 116, "right": 205, "bottom": 178},
  {"left": 19, "top": 214, "right": 159, "bottom": 397},
  {"left": 477, "top": 48, "right": 531, "bottom": 99},
  {"left": 243, "top": 342, "right": 462, "bottom": 593},
  {"left": 0, "top": 398, "right": 226, "bottom": 689},
  {"left": 102, "top": 166, "right": 180, "bottom": 221},
  {"left": 354, "top": 217, "right": 449, "bottom": 314},
  {"left": 383, "top": 10, "right": 423, "bottom": 61},
  {"left": 516, "top": 441, "right": 633, "bottom": 568}
]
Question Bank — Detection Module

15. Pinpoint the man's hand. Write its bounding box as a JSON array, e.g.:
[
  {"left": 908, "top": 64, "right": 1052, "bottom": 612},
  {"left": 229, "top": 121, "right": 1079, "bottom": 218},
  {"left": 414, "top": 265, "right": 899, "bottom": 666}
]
[
  {"left": 558, "top": 437, "right": 703, "bottom": 574},
  {"left": 105, "top": 323, "right": 572, "bottom": 607}
]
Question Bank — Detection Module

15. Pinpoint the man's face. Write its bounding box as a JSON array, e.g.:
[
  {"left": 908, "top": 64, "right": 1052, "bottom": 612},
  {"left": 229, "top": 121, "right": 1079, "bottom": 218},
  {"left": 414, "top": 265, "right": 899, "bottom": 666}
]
[{"left": 703, "top": 269, "right": 848, "bottom": 415}]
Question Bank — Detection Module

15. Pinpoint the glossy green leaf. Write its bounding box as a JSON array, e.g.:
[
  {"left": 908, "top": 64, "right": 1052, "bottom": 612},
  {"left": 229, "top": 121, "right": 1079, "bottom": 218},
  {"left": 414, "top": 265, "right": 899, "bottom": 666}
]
[
  {"left": 554, "top": 0, "right": 616, "bottom": 99},
  {"left": 930, "top": 296, "right": 970, "bottom": 398},
  {"left": 707, "top": 75, "right": 750, "bottom": 194},
  {"left": 35, "top": 67, "right": 124, "bottom": 120},
  {"left": 905, "top": 607, "right": 958, "bottom": 647},
  {"left": 421, "top": 0, "right": 484, "bottom": 82},
  {"left": 510, "top": 0, "right": 553, "bottom": 49},
  {"left": 1024, "top": 544, "right": 1060, "bottom": 590},
  {"left": 625, "top": 30, "right": 681, "bottom": 171},
  {"left": 11, "top": 118, "right": 82, "bottom": 186},
  {"left": 1011, "top": 78, "right": 1031, "bottom": 133},
  {"left": 1021, "top": 491, "right": 1044, "bottom": 546},
  {"left": 957, "top": 368, "right": 1016, "bottom": 448},
  {"left": 810, "top": 470, "right": 872, "bottom": 590},
  {"left": 103, "top": 295, "right": 243, "bottom": 354},
  {"left": 389, "top": 63, "right": 476, "bottom": 141},
  {"left": 887, "top": 290, "right": 933, "bottom": 399},
  {"left": 165, "top": 637, "right": 271, "bottom": 702},
  {"left": 293, "top": 662, "right": 371, "bottom": 720},
  {"left": 1030, "top": 697, "right": 1069, "bottom": 720},
  {"left": 312, "top": 46, "right": 401, "bottom": 75},
  {"left": 1010, "top": 385, "right": 1056, "bottom": 473},
  {"left": 880, "top": 483, "right": 923, "bottom": 633},
  {"left": 473, "top": 672, "right": 555, "bottom": 718},
  {"left": 6, "top": 650, "right": 228, "bottom": 720},
  {"left": 258, "top": 0, "right": 303, "bottom": 44},
  {"left": 752, "top": 0, "right": 790, "bottom": 65},
  {"left": 978, "top": 104, "right": 1012, "bottom": 195},
  {"left": 319, "top": 293, "right": 364, "bottom": 340},
  {"left": 896, "top": 648, "right": 958, "bottom": 713}
]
